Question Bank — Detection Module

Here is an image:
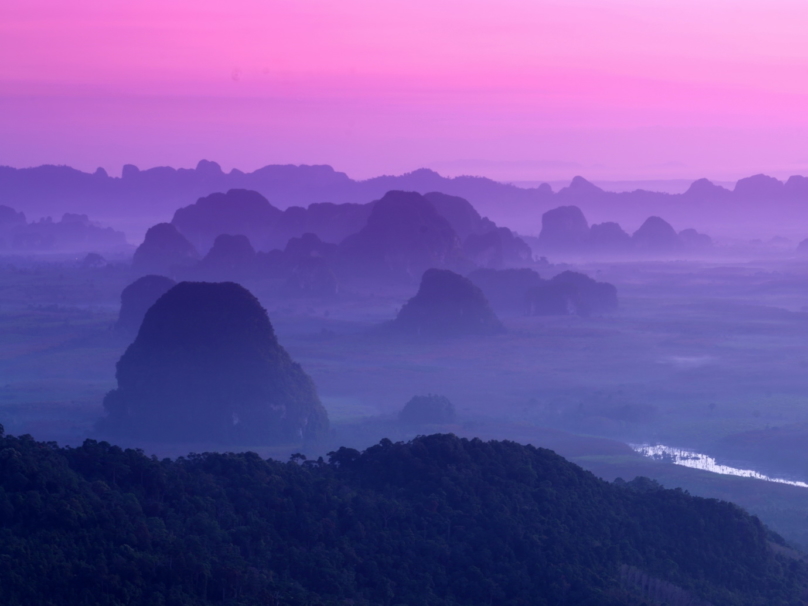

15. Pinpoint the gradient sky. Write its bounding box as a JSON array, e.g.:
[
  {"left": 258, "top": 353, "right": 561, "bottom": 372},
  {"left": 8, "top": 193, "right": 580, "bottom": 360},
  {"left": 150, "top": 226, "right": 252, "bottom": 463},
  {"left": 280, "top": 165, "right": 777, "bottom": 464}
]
[{"left": 2, "top": 0, "right": 808, "bottom": 182}]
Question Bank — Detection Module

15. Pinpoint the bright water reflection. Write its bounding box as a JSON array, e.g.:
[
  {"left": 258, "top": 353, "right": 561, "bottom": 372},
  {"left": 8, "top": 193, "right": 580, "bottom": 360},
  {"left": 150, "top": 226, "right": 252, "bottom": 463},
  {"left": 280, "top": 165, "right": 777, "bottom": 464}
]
[{"left": 631, "top": 444, "right": 808, "bottom": 489}]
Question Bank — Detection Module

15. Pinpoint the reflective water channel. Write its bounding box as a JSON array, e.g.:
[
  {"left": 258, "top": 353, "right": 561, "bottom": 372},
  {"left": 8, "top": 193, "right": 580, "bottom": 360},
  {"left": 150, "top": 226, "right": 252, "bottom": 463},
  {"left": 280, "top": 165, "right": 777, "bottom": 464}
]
[{"left": 631, "top": 444, "right": 808, "bottom": 489}]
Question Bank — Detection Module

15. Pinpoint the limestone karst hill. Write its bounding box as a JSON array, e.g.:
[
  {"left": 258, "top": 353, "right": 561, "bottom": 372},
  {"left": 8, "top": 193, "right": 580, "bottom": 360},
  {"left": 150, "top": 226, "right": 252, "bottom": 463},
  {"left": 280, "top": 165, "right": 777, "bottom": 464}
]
[
  {"left": 390, "top": 268, "right": 504, "bottom": 336},
  {"left": 99, "top": 281, "right": 329, "bottom": 444}
]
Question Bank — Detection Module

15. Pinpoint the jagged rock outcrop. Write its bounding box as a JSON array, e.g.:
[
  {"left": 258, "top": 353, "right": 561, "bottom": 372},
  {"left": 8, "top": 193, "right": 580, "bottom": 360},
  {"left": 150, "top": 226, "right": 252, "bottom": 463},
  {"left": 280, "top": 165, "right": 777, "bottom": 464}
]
[
  {"left": 115, "top": 275, "right": 177, "bottom": 335},
  {"left": 632, "top": 216, "right": 684, "bottom": 254},
  {"left": 338, "top": 191, "right": 464, "bottom": 283},
  {"left": 132, "top": 223, "right": 199, "bottom": 277},
  {"left": 99, "top": 281, "right": 329, "bottom": 443},
  {"left": 398, "top": 394, "right": 456, "bottom": 424},
  {"left": 172, "top": 189, "right": 282, "bottom": 254},
  {"left": 537, "top": 205, "right": 590, "bottom": 252},
  {"left": 526, "top": 271, "right": 618, "bottom": 317},
  {"left": 390, "top": 268, "right": 504, "bottom": 336},
  {"left": 467, "top": 268, "right": 543, "bottom": 315}
]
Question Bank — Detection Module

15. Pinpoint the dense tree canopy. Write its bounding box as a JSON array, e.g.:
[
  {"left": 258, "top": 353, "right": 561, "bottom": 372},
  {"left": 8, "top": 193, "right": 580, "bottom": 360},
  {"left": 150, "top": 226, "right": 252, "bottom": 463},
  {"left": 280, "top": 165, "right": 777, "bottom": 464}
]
[{"left": 0, "top": 428, "right": 804, "bottom": 605}]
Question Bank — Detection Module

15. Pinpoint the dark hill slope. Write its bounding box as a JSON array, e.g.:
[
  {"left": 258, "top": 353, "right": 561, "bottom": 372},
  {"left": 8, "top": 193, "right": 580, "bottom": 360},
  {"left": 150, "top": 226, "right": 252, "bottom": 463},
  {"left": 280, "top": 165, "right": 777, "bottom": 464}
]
[
  {"left": 99, "top": 281, "right": 328, "bottom": 444},
  {"left": 392, "top": 268, "right": 504, "bottom": 336},
  {"left": 0, "top": 431, "right": 803, "bottom": 606}
]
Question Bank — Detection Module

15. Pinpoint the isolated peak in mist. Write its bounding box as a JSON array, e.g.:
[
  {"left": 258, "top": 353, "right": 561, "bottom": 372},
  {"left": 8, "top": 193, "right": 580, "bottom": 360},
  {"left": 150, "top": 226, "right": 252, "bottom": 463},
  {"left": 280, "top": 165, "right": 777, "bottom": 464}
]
[
  {"left": 339, "top": 190, "right": 464, "bottom": 282},
  {"left": 132, "top": 222, "right": 199, "bottom": 277},
  {"left": 537, "top": 205, "right": 589, "bottom": 251},
  {"left": 632, "top": 216, "right": 683, "bottom": 253},
  {"left": 391, "top": 268, "right": 504, "bottom": 336},
  {"left": 99, "top": 281, "right": 329, "bottom": 444}
]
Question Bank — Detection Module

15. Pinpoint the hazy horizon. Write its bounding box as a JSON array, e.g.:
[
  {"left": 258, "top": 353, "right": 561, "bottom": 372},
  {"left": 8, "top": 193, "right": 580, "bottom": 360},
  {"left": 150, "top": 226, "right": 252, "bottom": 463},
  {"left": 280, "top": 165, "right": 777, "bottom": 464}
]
[{"left": 4, "top": 0, "right": 808, "bottom": 182}]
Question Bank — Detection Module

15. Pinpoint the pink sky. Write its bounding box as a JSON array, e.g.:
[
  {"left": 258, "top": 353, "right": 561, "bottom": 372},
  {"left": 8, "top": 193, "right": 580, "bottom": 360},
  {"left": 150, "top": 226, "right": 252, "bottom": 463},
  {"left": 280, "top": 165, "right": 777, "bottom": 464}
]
[{"left": 2, "top": 0, "right": 808, "bottom": 182}]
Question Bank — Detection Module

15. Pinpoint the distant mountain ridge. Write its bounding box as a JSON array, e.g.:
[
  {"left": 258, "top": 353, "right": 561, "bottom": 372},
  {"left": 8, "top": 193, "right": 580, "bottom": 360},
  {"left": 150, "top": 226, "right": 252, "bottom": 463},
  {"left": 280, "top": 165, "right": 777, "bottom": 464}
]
[{"left": 2, "top": 161, "right": 808, "bottom": 239}]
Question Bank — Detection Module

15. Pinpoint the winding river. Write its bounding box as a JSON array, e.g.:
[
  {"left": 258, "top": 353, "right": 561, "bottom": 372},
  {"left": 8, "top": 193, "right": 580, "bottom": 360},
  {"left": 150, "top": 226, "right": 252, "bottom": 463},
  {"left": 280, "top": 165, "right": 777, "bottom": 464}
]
[{"left": 631, "top": 444, "right": 808, "bottom": 489}]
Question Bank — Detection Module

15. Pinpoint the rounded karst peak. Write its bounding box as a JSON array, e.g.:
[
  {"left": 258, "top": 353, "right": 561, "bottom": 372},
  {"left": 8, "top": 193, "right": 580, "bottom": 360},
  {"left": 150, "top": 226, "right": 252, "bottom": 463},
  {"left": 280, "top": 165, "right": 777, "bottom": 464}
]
[{"left": 99, "top": 281, "right": 329, "bottom": 444}]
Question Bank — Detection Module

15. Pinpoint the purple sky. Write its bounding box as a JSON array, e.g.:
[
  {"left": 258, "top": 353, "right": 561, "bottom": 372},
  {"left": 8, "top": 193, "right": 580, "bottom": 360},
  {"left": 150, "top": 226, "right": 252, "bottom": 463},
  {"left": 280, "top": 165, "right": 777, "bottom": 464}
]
[{"left": 3, "top": 0, "right": 808, "bottom": 182}]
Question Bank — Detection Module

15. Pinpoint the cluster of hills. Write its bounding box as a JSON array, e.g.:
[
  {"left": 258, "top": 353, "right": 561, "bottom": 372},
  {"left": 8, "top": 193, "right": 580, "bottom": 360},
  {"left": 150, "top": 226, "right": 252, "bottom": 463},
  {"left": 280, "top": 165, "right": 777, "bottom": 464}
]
[
  {"left": 0, "top": 206, "right": 128, "bottom": 254},
  {"left": 3, "top": 161, "right": 808, "bottom": 238}
]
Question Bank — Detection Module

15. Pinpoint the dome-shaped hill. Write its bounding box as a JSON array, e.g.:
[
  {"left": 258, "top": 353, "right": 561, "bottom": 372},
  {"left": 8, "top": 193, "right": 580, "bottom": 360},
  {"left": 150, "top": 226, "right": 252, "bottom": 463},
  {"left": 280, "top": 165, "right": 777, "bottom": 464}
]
[
  {"left": 115, "top": 275, "right": 176, "bottom": 335},
  {"left": 338, "top": 191, "right": 462, "bottom": 283},
  {"left": 391, "top": 268, "right": 504, "bottom": 336},
  {"left": 537, "top": 205, "right": 589, "bottom": 252},
  {"left": 171, "top": 189, "right": 282, "bottom": 254},
  {"left": 632, "top": 216, "right": 683, "bottom": 254},
  {"left": 132, "top": 223, "right": 199, "bottom": 277},
  {"left": 588, "top": 222, "right": 632, "bottom": 253},
  {"left": 99, "top": 281, "right": 329, "bottom": 444}
]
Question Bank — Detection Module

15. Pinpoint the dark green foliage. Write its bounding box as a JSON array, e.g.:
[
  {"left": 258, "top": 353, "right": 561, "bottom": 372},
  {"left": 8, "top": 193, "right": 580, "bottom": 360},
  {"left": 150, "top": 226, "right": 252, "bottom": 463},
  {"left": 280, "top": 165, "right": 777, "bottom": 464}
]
[
  {"left": 399, "top": 394, "right": 456, "bottom": 424},
  {"left": 392, "top": 268, "right": 505, "bottom": 336},
  {"left": 0, "top": 431, "right": 804, "bottom": 606},
  {"left": 99, "top": 281, "right": 329, "bottom": 444}
]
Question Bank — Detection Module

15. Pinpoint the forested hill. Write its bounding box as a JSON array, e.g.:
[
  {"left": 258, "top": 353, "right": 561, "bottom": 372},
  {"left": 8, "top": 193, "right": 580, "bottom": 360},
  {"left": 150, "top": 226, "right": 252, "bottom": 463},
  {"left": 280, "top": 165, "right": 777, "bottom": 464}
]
[{"left": 0, "top": 428, "right": 805, "bottom": 606}]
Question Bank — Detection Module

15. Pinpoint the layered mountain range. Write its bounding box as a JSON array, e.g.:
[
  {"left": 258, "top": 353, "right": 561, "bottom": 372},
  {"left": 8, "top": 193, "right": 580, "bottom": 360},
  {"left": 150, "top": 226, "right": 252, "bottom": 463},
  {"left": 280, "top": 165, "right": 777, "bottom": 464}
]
[{"left": 2, "top": 161, "right": 807, "bottom": 239}]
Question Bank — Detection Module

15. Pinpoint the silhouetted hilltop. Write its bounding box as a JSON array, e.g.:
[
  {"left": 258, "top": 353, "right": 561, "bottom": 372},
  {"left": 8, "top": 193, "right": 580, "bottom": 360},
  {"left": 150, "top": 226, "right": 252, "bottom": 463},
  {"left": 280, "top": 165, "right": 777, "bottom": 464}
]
[
  {"left": 684, "top": 178, "right": 733, "bottom": 202},
  {"left": 99, "top": 281, "right": 329, "bottom": 444},
  {"left": 5, "top": 161, "right": 808, "bottom": 240},
  {"left": 632, "top": 216, "right": 684, "bottom": 254},
  {"left": 467, "top": 267, "right": 543, "bottom": 315},
  {"left": 462, "top": 226, "right": 534, "bottom": 269},
  {"left": 797, "top": 238, "right": 808, "bottom": 255},
  {"left": 589, "top": 221, "right": 633, "bottom": 253},
  {"left": 734, "top": 174, "right": 786, "bottom": 201},
  {"left": 423, "top": 191, "right": 495, "bottom": 240},
  {"left": 527, "top": 271, "right": 618, "bottom": 316},
  {"left": 0, "top": 431, "right": 803, "bottom": 605},
  {"left": 269, "top": 201, "right": 374, "bottom": 250},
  {"left": 171, "top": 189, "right": 282, "bottom": 254},
  {"left": 339, "top": 191, "right": 464, "bottom": 282},
  {"left": 115, "top": 275, "right": 177, "bottom": 335},
  {"left": 537, "top": 205, "right": 590, "bottom": 252},
  {"left": 131, "top": 223, "right": 199, "bottom": 277},
  {"left": 194, "top": 233, "right": 258, "bottom": 280},
  {"left": 391, "top": 268, "right": 504, "bottom": 336},
  {"left": 398, "top": 394, "right": 456, "bottom": 424},
  {"left": 534, "top": 205, "right": 712, "bottom": 258}
]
